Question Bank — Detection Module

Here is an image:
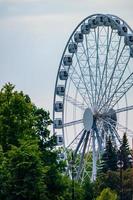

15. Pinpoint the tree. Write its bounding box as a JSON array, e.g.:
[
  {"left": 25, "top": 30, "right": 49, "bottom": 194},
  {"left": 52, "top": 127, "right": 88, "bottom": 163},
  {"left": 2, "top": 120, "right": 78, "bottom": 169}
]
[
  {"left": 0, "top": 139, "right": 48, "bottom": 200},
  {"left": 0, "top": 83, "right": 55, "bottom": 199},
  {"left": 96, "top": 188, "right": 118, "bottom": 200},
  {"left": 0, "top": 83, "right": 36, "bottom": 151},
  {"left": 94, "top": 170, "right": 119, "bottom": 198},
  {"left": 119, "top": 133, "right": 130, "bottom": 170},
  {"left": 98, "top": 137, "right": 118, "bottom": 173},
  {"left": 0, "top": 83, "right": 84, "bottom": 200},
  {"left": 83, "top": 177, "right": 95, "bottom": 200}
]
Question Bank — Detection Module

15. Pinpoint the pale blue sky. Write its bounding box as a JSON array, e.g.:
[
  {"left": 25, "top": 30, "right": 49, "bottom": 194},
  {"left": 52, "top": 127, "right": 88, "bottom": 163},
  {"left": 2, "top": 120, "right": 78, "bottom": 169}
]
[{"left": 0, "top": 0, "right": 133, "bottom": 119}]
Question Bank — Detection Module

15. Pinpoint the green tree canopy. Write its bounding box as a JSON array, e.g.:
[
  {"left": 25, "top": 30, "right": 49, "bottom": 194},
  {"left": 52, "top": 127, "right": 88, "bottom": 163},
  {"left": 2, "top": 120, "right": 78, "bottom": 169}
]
[
  {"left": 0, "top": 83, "right": 36, "bottom": 151},
  {"left": 0, "top": 83, "right": 84, "bottom": 200},
  {"left": 96, "top": 188, "right": 118, "bottom": 200},
  {"left": 0, "top": 140, "right": 48, "bottom": 200}
]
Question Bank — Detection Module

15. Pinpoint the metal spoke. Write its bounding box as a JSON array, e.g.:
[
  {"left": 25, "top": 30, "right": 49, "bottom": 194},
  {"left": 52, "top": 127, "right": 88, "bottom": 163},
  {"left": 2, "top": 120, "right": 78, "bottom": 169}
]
[
  {"left": 73, "top": 130, "right": 87, "bottom": 157},
  {"left": 82, "top": 32, "right": 96, "bottom": 106},
  {"left": 92, "top": 130, "right": 97, "bottom": 181},
  {"left": 99, "top": 72, "right": 133, "bottom": 112},
  {"left": 75, "top": 49, "right": 93, "bottom": 107},
  {"left": 96, "top": 29, "right": 113, "bottom": 105},
  {"left": 94, "top": 124, "right": 103, "bottom": 152},
  {"left": 63, "top": 94, "right": 86, "bottom": 110},
  {"left": 67, "top": 60, "right": 90, "bottom": 105},
  {"left": 94, "top": 27, "right": 100, "bottom": 104},
  {"left": 80, "top": 134, "right": 92, "bottom": 182},
  {"left": 97, "top": 44, "right": 126, "bottom": 109},
  {"left": 64, "top": 119, "right": 83, "bottom": 127},
  {"left": 66, "top": 130, "right": 86, "bottom": 176},
  {"left": 106, "top": 37, "right": 122, "bottom": 100},
  {"left": 106, "top": 56, "right": 130, "bottom": 109},
  {"left": 66, "top": 129, "right": 84, "bottom": 149},
  {"left": 101, "top": 117, "right": 133, "bottom": 140},
  {"left": 116, "top": 105, "right": 133, "bottom": 113},
  {"left": 99, "top": 117, "right": 121, "bottom": 144}
]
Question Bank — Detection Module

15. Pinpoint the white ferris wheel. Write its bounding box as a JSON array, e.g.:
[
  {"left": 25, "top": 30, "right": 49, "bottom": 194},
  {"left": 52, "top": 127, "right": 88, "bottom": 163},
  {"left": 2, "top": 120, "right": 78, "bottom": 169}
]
[{"left": 53, "top": 14, "right": 133, "bottom": 182}]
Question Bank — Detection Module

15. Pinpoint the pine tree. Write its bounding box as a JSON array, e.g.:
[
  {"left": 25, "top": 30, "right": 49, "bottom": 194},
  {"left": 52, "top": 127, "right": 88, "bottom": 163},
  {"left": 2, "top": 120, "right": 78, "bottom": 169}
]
[
  {"left": 98, "top": 137, "right": 118, "bottom": 173},
  {"left": 119, "top": 133, "right": 130, "bottom": 170}
]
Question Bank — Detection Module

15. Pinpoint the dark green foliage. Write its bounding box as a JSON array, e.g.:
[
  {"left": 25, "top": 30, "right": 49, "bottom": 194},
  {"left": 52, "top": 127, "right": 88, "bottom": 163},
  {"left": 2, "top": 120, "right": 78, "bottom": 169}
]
[
  {"left": 82, "top": 178, "right": 95, "bottom": 200},
  {"left": 95, "top": 168, "right": 133, "bottom": 200},
  {"left": 95, "top": 170, "right": 120, "bottom": 197},
  {"left": 0, "top": 83, "right": 84, "bottom": 200},
  {"left": 0, "top": 83, "right": 36, "bottom": 151},
  {"left": 0, "top": 140, "right": 48, "bottom": 200},
  {"left": 96, "top": 188, "right": 118, "bottom": 200},
  {"left": 119, "top": 133, "right": 131, "bottom": 170},
  {"left": 98, "top": 137, "right": 118, "bottom": 173},
  {"left": 122, "top": 168, "right": 133, "bottom": 200}
]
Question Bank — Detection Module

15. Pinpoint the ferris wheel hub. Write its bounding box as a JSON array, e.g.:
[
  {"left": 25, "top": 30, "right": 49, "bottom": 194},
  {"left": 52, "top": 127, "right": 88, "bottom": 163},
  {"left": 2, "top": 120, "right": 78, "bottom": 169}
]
[{"left": 83, "top": 108, "right": 93, "bottom": 131}]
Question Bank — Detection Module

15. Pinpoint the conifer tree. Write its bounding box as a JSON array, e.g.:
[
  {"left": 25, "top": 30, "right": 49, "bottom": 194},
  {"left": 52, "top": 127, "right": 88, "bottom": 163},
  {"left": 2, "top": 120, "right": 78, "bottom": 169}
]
[
  {"left": 119, "top": 133, "right": 130, "bottom": 170},
  {"left": 98, "top": 137, "right": 118, "bottom": 173}
]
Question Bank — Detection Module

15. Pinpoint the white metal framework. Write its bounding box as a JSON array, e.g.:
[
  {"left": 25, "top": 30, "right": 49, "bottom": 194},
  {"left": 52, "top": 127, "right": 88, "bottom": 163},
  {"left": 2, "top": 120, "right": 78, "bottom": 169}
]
[{"left": 53, "top": 14, "right": 133, "bottom": 182}]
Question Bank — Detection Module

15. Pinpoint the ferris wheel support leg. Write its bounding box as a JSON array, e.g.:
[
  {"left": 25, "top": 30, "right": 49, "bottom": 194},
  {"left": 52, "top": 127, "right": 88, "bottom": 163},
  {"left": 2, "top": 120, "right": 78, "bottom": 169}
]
[
  {"left": 76, "top": 131, "right": 90, "bottom": 180},
  {"left": 92, "top": 131, "right": 97, "bottom": 181},
  {"left": 74, "top": 130, "right": 86, "bottom": 157}
]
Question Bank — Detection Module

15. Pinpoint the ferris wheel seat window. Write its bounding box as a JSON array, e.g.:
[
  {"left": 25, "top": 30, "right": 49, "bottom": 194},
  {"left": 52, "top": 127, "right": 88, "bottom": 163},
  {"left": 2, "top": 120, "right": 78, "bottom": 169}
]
[
  {"left": 54, "top": 101, "right": 63, "bottom": 112},
  {"left": 122, "top": 26, "right": 128, "bottom": 32},
  {"left": 54, "top": 118, "right": 63, "bottom": 128},
  {"left": 115, "top": 19, "right": 120, "bottom": 25},
  {"left": 68, "top": 43, "right": 77, "bottom": 53},
  {"left": 81, "top": 24, "right": 90, "bottom": 34},
  {"left": 103, "top": 16, "right": 111, "bottom": 26},
  {"left": 118, "top": 25, "right": 128, "bottom": 36},
  {"left": 124, "top": 34, "right": 133, "bottom": 45},
  {"left": 59, "top": 70, "right": 68, "bottom": 80},
  {"left": 63, "top": 56, "right": 72, "bottom": 66},
  {"left": 88, "top": 19, "right": 97, "bottom": 29},
  {"left": 74, "top": 32, "right": 83, "bottom": 43},
  {"left": 110, "top": 19, "right": 120, "bottom": 30},
  {"left": 56, "top": 135, "right": 63, "bottom": 145},
  {"left": 95, "top": 15, "right": 104, "bottom": 26},
  {"left": 56, "top": 86, "right": 65, "bottom": 96}
]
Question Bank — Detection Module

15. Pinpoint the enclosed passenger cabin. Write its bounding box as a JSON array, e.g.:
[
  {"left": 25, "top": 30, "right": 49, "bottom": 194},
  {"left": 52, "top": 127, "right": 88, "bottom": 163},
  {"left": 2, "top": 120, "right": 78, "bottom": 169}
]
[
  {"left": 56, "top": 85, "right": 65, "bottom": 96},
  {"left": 63, "top": 55, "right": 72, "bottom": 66},
  {"left": 111, "top": 19, "right": 120, "bottom": 30},
  {"left": 95, "top": 15, "right": 104, "bottom": 26},
  {"left": 56, "top": 135, "right": 63, "bottom": 146},
  {"left": 59, "top": 70, "right": 68, "bottom": 80},
  {"left": 118, "top": 25, "right": 128, "bottom": 36},
  {"left": 124, "top": 34, "right": 133, "bottom": 46},
  {"left": 54, "top": 101, "right": 63, "bottom": 112},
  {"left": 68, "top": 43, "right": 77, "bottom": 53},
  {"left": 103, "top": 16, "right": 111, "bottom": 26},
  {"left": 81, "top": 23, "right": 90, "bottom": 34},
  {"left": 54, "top": 118, "right": 63, "bottom": 129},
  {"left": 74, "top": 32, "right": 83, "bottom": 43},
  {"left": 88, "top": 18, "right": 97, "bottom": 29}
]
